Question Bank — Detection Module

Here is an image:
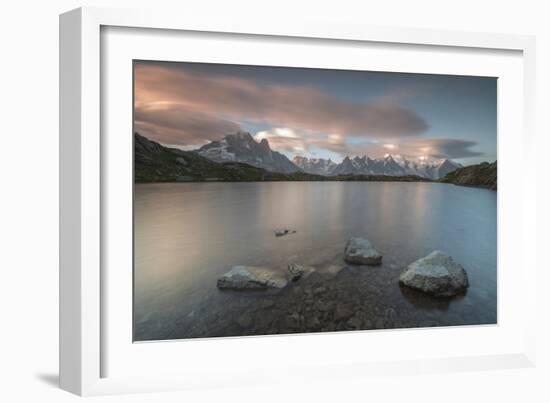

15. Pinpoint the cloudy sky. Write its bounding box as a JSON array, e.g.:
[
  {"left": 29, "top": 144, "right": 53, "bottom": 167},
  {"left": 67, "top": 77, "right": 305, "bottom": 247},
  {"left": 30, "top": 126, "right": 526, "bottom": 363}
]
[{"left": 134, "top": 61, "right": 496, "bottom": 164}]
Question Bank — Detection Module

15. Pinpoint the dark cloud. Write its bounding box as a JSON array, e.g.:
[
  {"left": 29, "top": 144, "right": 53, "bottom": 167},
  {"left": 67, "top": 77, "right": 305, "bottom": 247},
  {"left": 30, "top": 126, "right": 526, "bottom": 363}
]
[
  {"left": 418, "top": 139, "right": 483, "bottom": 159},
  {"left": 134, "top": 64, "right": 429, "bottom": 142},
  {"left": 134, "top": 104, "right": 240, "bottom": 145},
  {"left": 339, "top": 138, "right": 483, "bottom": 160},
  {"left": 357, "top": 138, "right": 483, "bottom": 159}
]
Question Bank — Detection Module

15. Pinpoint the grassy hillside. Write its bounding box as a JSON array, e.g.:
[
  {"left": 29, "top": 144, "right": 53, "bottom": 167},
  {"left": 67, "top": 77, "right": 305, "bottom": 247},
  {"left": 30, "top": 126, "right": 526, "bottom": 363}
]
[
  {"left": 440, "top": 161, "right": 497, "bottom": 190},
  {"left": 135, "top": 133, "right": 339, "bottom": 182}
]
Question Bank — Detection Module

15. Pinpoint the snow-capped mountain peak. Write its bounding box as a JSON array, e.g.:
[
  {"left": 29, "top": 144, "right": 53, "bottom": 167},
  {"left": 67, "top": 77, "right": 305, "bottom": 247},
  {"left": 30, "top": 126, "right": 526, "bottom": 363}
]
[
  {"left": 294, "top": 154, "right": 461, "bottom": 179},
  {"left": 292, "top": 156, "right": 337, "bottom": 175},
  {"left": 196, "top": 131, "right": 299, "bottom": 173}
]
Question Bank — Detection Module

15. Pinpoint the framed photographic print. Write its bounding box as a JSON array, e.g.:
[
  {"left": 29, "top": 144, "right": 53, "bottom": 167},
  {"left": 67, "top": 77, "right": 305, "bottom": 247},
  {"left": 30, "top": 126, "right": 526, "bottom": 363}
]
[
  {"left": 132, "top": 60, "right": 497, "bottom": 342},
  {"left": 60, "top": 7, "right": 537, "bottom": 396}
]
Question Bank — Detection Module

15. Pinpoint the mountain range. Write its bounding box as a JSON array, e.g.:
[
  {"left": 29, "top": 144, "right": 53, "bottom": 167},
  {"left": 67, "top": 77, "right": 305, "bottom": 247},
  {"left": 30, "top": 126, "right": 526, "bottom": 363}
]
[
  {"left": 135, "top": 133, "right": 430, "bottom": 184},
  {"left": 197, "top": 131, "right": 461, "bottom": 179},
  {"left": 295, "top": 154, "right": 461, "bottom": 180},
  {"left": 135, "top": 132, "right": 494, "bottom": 189}
]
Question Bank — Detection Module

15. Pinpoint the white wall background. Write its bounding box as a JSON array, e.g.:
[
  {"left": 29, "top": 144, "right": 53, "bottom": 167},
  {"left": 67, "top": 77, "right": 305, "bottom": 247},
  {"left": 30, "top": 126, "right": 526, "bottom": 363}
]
[{"left": 0, "top": 0, "right": 548, "bottom": 401}]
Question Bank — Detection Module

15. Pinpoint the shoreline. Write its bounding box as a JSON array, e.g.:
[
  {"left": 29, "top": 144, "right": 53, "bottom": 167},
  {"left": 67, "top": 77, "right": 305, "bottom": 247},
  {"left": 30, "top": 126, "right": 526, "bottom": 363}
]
[{"left": 134, "top": 179, "right": 496, "bottom": 191}]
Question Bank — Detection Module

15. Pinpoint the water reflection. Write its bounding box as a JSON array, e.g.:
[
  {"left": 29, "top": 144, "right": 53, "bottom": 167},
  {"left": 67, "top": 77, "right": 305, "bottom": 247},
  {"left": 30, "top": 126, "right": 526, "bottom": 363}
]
[{"left": 399, "top": 284, "right": 455, "bottom": 311}]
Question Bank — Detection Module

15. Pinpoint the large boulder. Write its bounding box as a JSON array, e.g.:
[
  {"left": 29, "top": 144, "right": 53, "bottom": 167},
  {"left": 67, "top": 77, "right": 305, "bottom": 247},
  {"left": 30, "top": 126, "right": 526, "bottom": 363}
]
[
  {"left": 344, "top": 237, "right": 383, "bottom": 265},
  {"left": 399, "top": 251, "right": 469, "bottom": 297},
  {"left": 217, "top": 266, "right": 288, "bottom": 290}
]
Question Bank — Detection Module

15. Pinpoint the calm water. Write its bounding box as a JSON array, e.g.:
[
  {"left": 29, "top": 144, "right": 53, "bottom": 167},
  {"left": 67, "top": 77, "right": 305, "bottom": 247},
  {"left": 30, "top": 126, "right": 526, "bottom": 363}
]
[{"left": 134, "top": 182, "right": 497, "bottom": 341}]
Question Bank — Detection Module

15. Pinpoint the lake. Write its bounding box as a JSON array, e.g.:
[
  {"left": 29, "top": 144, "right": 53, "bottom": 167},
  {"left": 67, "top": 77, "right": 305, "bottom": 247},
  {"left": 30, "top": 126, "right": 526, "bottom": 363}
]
[{"left": 134, "top": 181, "right": 497, "bottom": 341}]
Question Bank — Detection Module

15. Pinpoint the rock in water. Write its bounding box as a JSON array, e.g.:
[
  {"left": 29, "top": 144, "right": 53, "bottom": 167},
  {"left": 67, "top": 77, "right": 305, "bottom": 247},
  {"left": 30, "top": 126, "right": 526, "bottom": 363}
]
[
  {"left": 344, "top": 237, "right": 383, "bottom": 265},
  {"left": 217, "top": 266, "right": 288, "bottom": 290},
  {"left": 287, "top": 263, "right": 315, "bottom": 282},
  {"left": 399, "top": 251, "right": 469, "bottom": 297},
  {"left": 275, "top": 228, "right": 296, "bottom": 237}
]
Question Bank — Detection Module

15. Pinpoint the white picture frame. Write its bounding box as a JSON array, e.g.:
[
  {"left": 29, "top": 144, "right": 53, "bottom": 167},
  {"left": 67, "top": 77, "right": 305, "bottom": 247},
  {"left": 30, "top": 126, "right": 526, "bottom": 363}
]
[{"left": 59, "top": 6, "right": 538, "bottom": 396}]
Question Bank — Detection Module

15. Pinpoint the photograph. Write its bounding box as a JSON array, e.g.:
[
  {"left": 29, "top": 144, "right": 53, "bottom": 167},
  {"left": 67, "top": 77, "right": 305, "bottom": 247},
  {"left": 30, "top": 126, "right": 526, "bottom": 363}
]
[{"left": 133, "top": 60, "right": 497, "bottom": 342}]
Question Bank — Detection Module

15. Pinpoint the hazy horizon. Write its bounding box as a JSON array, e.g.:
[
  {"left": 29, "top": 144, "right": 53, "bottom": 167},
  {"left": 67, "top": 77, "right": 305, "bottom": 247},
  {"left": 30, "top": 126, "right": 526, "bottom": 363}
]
[{"left": 134, "top": 61, "right": 497, "bottom": 165}]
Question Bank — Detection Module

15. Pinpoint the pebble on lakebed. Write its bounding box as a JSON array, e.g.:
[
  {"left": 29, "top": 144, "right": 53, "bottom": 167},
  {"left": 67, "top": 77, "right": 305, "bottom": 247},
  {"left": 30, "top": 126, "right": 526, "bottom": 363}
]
[{"left": 287, "top": 263, "right": 315, "bottom": 282}]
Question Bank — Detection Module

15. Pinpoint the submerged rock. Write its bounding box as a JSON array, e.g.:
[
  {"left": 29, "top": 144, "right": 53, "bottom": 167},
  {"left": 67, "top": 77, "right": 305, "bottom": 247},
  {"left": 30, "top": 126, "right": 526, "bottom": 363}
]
[
  {"left": 344, "top": 237, "right": 383, "bottom": 265},
  {"left": 399, "top": 251, "right": 469, "bottom": 297},
  {"left": 217, "top": 266, "right": 288, "bottom": 290},
  {"left": 287, "top": 263, "right": 315, "bottom": 282}
]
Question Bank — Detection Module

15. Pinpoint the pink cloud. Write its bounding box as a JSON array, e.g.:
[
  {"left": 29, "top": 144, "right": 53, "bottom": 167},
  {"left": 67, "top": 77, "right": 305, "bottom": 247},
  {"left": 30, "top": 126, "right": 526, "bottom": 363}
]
[
  {"left": 134, "top": 64, "right": 429, "bottom": 142},
  {"left": 251, "top": 127, "right": 482, "bottom": 161}
]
